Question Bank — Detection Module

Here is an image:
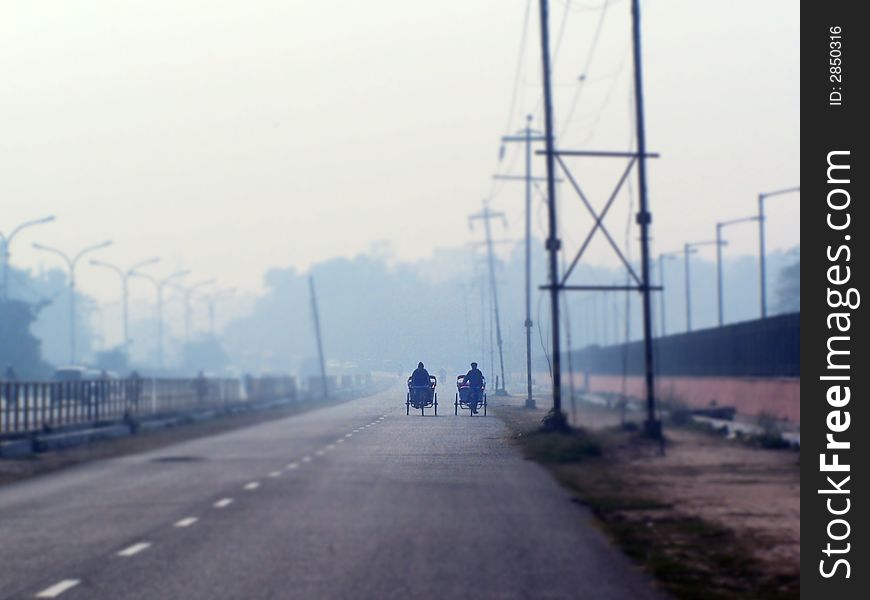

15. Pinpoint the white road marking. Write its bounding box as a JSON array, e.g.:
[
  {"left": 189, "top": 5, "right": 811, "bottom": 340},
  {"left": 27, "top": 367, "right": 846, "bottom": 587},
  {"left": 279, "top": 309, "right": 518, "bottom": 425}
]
[
  {"left": 336, "top": 439, "right": 344, "bottom": 444},
  {"left": 302, "top": 456, "right": 312, "bottom": 462},
  {"left": 286, "top": 462, "right": 299, "bottom": 469},
  {"left": 315, "top": 450, "right": 325, "bottom": 456},
  {"left": 214, "top": 498, "right": 233, "bottom": 508},
  {"left": 244, "top": 482, "right": 260, "bottom": 490},
  {"left": 326, "top": 444, "right": 335, "bottom": 450},
  {"left": 117, "top": 542, "right": 151, "bottom": 557},
  {"left": 269, "top": 471, "right": 282, "bottom": 478},
  {"left": 174, "top": 517, "right": 198, "bottom": 528},
  {"left": 345, "top": 433, "right": 353, "bottom": 438},
  {"left": 36, "top": 580, "right": 80, "bottom": 598}
]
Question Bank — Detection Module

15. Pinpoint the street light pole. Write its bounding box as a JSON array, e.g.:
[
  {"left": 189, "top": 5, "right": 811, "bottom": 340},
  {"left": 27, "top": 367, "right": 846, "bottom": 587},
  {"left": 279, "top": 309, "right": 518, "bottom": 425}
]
[
  {"left": 758, "top": 186, "right": 800, "bottom": 318},
  {"left": 172, "top": 279, "right": 216, "bottom": 344},
  {"left": 657, "top": 252, "right": 680, "bottom": 337},
  {"left": 90, "top": 257, "right": 160, "bottom": 356},
  {"left": 131, "top": 269, "right": 189, "bottom": 369},
  {"left": 682, "top": 241, "right": 721, "bottom": 332},
  {"left": 202, "top": 288, "right": 236, "bottom": 338},
  {"left": 715, "top": 216, "right": 758, "bottom": 326},
  {"left": 1, "top": 215, "right": 55, "bottom": 300},
  {"left": 32, "top": 239, "right": 112, "bottom": 363}
]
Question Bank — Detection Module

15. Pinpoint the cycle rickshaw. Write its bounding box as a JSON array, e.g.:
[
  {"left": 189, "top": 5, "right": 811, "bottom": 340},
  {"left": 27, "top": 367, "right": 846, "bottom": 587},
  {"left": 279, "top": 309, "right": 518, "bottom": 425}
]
[
  {"left": 455, "top": 375, "right": 486, "bottom": 416},
  {"left": 406, "top": 375, "right": 437, "bottom": 416}
]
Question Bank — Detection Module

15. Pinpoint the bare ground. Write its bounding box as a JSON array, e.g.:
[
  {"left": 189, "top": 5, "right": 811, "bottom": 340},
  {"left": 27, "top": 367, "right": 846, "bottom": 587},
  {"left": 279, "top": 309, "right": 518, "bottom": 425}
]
[{"left": 494, "top": 397, "right": 799, "bottom": 600}]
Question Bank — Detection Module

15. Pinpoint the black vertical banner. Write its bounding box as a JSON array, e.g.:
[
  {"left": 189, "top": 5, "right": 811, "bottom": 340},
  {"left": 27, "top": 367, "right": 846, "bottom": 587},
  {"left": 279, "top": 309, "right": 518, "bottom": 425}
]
[{"left": 802, "top": 2, "right": 868, "bottom": 598}]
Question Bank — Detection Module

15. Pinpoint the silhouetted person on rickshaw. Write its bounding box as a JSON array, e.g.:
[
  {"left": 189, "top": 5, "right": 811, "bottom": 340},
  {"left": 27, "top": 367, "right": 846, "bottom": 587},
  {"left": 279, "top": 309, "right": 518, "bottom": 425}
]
[
  {"left": 409, "top": 362, "right": 431, "bottom": 405},
  {"left": 462, "top": 362, "right": 484, "bottom": 414}
]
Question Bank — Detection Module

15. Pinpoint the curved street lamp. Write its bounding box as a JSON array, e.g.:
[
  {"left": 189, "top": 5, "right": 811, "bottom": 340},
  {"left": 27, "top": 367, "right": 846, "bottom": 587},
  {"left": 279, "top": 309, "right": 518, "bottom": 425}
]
[
  {"left": 130, "top": 269, "right": 190, "bottom": 369},
  {"left": 32, "top": 239, "right": 113, "bottom": 363},
  {"left": 89, "top": 257, "right": 160, "bottom": 356},
  {"left": 1, "top": 215, "right": 56, "bottom": 300}
]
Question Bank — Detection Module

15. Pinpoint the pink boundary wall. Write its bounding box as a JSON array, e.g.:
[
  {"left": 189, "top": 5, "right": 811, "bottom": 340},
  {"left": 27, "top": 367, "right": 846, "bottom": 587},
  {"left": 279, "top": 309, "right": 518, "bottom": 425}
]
[{"left": 579, "top": 375, "right": 801, "bottom": 425}]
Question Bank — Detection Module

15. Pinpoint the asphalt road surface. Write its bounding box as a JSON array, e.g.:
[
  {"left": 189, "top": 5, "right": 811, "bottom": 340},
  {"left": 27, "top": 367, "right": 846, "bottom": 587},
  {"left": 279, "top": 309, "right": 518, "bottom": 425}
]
[{"left": 0, "top": 385, "right": 667, "bottom": 599}]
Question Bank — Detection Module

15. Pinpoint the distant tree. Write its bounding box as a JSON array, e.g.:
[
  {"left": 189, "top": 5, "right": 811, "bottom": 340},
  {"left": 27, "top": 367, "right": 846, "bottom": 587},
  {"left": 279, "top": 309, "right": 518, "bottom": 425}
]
[
  {"left": 774, "top": 246, "right": 800, "bottom": 314},
  {"left": 0, "top": 299, "right": 53, "bottom": 379},
  {"left": 181, "top": 338, "right": 230, "bottom": 374}
]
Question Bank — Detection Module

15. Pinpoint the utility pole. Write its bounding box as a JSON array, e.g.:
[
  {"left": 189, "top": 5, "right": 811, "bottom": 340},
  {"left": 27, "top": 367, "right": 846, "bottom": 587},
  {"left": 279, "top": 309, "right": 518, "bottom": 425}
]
[
  {"left": 1, "top": 215, "right": 55, "bottom": 301},
  {"left": 497, "top": 116, "right": 547, "bottom": 408},
  {"left": 469, "top": 201, "right": 509, "bottom": 395},
  {"left": 537, "top": 0, "right": 566, "bottom": 427},
  {"left": 309, "top": 276, "right": 328, "bottom": 399},
  {"left": 629, "top": 0, "right": 660, "bottom": 438},
  {"left": 757, "top": 186, "right": 800, "bottom": 318},
  {"left": 90, "top": 257, "right": 160, "bottom": 356},
  {"left": 715, "top": 216, "right": 757, "bottom": 326},
  {"left": 33, "top": 239, "right": 112, "bottom": 364}
]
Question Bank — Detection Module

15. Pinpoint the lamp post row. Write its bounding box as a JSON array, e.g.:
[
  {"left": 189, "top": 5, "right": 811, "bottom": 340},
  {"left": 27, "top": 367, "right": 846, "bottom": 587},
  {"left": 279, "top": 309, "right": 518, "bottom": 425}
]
[
  {"left": 2, "top": 222, "right": 224, "bottom": 365},
  {"left": 655, "top": 186, "right": 799, "bottom": 336}
]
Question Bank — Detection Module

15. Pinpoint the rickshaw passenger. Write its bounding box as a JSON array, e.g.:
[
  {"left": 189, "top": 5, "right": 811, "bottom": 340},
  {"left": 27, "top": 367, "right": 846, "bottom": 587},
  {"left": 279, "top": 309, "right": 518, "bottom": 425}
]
[
  {"left": 410, "top": 362, "right": 431, "bottom": 404},
  {"left": 461, "top": 362, "right": 484, "bottom": 414}
]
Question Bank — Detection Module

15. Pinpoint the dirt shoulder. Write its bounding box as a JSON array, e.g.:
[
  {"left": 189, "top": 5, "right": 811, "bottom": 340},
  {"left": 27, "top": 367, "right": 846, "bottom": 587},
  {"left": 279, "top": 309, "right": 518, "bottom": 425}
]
[
  {"left": 493, "top": 399, "right": 799, "bottom": 600},
  {"left": 0, "top": 397, "right": 347, "bottom": 488}
]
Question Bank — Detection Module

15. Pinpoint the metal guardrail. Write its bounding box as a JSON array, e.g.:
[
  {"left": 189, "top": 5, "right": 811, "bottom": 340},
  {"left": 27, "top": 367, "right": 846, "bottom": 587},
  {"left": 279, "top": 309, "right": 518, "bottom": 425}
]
[{"left": 0, "top": 376, "right": 297, "bottom": 437}]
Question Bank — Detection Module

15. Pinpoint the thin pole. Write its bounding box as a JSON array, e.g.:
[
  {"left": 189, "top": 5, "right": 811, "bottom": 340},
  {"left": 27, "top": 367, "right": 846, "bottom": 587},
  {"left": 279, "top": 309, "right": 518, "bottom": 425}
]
[
  {"left": 70, "top": 273, "right": 77, "bottom": 363},
  {"left": 684, "top": 244, "right": 692, "bottom": 332},
  {"left": 309, "top": 276, "right": 328, "bottom": 399},
  {"left": 658, "top": 255, "right": 667, "bottom": 336},
  {"left": 157, "top": 287, "right": 165, "bottom": 368},
  {"left": 758, "top": 194, "right": 767, "bottom": 318},
  {"left": 716, "top": 224, "right": 724, "bottom": 326},
  {"left": 482, "top": 204, "right": 508, "bottom": 393},
  {"left": 538, "top": 0, "right": 564, "bottom": 424},
  {"left": 523, "top": 116, "right": 535, "bottom": 408}
]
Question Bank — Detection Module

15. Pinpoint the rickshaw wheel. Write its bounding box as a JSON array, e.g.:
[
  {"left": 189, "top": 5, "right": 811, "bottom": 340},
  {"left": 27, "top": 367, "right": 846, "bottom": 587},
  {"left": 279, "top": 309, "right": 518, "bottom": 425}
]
[{"left": 454, "top": 394, "right": 458, "bottom": 416}]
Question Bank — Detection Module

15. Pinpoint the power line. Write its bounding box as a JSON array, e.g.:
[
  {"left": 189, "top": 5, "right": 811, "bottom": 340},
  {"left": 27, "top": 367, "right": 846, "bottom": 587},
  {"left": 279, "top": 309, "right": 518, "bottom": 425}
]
[{"left": 557, "top": 0, "right": 613, "bottom": 138}]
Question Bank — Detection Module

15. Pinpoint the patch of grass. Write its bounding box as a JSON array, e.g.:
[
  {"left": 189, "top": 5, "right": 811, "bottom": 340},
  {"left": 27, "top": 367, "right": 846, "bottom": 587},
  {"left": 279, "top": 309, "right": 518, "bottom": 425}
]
[{"left": 519, "top": 428, "right": 601, "bottom": 463}]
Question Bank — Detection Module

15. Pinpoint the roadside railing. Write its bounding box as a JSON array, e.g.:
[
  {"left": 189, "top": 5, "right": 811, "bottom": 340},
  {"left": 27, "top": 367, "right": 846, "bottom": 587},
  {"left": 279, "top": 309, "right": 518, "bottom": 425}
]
[{"left": 0, "top": 376, "right": 297, "bottom": 437}]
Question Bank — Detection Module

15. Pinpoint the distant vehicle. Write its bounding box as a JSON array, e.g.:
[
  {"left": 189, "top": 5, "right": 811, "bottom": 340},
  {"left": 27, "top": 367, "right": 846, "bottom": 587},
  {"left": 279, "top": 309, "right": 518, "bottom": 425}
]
[
  {"left": 51, "top": 366, "right": 97, "bottom": 405},
  {"left": 52, "top": 366, "right": 89, "bottom": 382}
]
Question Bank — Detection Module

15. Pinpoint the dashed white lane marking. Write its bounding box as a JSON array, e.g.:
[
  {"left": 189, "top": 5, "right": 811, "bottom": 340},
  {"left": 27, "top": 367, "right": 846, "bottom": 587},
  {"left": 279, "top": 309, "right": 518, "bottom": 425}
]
[
  {"left": 336, "top": 439, "right": 344, "bottom": 444},
  {"left": 117, "top": 542, "right": 151, "bottom": 557},
  {"left": 244, "top": 482, "right": 260, "bottom": 491},
  {"left": 315, "top": 450, "right": 325, "bottom": 456},
  {"left": 174, "top": 517, "right": 198, "bottom": 528},
  {"left": 214, "top": 498, "right": 233, "bottom": 508},
  {"left": 302, "top": 456, "right": 312, "bottom": 462},
  {"left": 286, "top": 462, "right": 299, "bottom": 469},
  {"left": 326, "top": 444, "right": 335, "bottom": 450},
  {"left": 269, "top": 471, "right": 282, "bottom": 478},
  {"left": 36, "top": 580, "right": 80, "bottom": 598},
  {"left": 345, "top": 433, "right": 352, "bottom": 438}
]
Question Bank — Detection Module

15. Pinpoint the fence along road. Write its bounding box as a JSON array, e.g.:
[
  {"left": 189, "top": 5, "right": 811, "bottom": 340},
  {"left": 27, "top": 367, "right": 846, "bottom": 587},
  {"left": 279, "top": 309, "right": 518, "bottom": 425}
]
[{"left": 0, "top": 376, "right": 296, "bottom": 436}]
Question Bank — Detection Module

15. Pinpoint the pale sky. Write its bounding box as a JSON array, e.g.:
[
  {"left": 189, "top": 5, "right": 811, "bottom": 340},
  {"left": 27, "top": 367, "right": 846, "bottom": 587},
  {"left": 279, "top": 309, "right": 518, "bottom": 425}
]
[{"left": 1, "top": 0, "right": 799, "bottom": 307}]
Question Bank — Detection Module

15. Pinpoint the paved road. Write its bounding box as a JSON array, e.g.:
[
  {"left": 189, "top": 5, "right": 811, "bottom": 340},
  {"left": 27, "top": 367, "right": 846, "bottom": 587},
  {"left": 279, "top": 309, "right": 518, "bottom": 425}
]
[{"left": 0, "top": 385, "right": 667, "bottom": 599}]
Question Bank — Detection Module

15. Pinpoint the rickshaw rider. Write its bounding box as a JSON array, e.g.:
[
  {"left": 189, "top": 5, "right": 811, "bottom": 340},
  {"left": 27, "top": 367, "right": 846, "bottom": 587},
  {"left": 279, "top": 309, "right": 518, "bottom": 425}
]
[
  {"left": 461, "top": 362, "right": 484, "bottom": 414},
  {"left": 410, "top": 362, "right": 431, "bottom": 404}
]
